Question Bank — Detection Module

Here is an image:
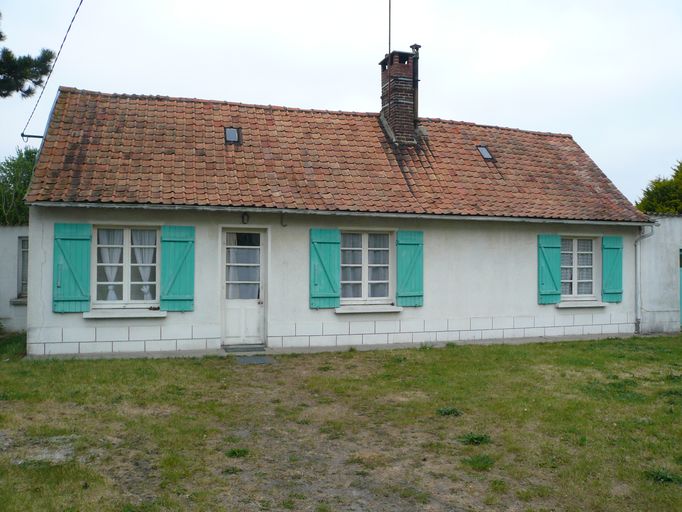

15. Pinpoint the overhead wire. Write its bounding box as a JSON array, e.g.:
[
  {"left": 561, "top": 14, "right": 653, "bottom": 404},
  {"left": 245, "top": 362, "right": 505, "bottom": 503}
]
[{"left": 21, "top": 0, "right": 86, "bottom": 140}]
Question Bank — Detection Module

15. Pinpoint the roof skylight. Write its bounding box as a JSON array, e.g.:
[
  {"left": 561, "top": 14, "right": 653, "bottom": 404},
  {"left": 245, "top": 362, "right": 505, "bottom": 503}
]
[
  {"left": 225, "top": 127, "right": 241, "bottom": 144},
  {"left": 476, "top": 145, "right": 494, "bottom": 161}
]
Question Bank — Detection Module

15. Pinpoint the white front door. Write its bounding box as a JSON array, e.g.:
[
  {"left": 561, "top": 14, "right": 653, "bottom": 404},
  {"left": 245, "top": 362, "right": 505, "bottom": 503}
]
[{"left": 222, "top": 231, "right": 265, "bottom": 345}]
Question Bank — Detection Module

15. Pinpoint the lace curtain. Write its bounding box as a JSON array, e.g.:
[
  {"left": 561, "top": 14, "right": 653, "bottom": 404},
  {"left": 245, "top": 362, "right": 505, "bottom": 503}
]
[
  {"left": 99, "top": 229, "right": 123, "bottom": 301},
  {"left": 132, "top": 230, "right": 156, "bottom": 301}
]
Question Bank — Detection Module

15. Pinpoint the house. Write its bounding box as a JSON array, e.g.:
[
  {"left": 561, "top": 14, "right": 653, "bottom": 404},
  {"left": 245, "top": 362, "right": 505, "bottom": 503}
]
[
  {"left": 639, "top": 215, "right": 682, "bottom": 333},
  {"left": 0, "top": 225, "right": 29, "bottom": 332},
  {"left": 25, "top": 46, "right": 652, "bottom": 356}
]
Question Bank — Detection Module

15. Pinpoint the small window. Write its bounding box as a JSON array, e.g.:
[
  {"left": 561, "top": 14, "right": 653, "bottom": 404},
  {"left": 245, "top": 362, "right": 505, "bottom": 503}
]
[
  {"left": 17, "top": 237, "right": 28, "bottom": 298},
  {"left": 561, "top": 238, "right": 594, "bottom": 297},
  {"left": 476, "top": 145, "right": 494, "bottom": 161},
  {"left": 341, "top": 232, "right": 392, "bottom": 303},
  {"left": 94, "top": 227, "right": 159, "bottom": 304},
  {"left": 224, "top": 127, "right": 241, "bottom": 144}
]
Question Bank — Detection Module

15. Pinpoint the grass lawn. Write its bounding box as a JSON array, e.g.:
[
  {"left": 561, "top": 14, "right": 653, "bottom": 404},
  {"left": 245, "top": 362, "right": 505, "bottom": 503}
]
[{"left": 1, "top": 333, "right": 681, "bottom": 511}]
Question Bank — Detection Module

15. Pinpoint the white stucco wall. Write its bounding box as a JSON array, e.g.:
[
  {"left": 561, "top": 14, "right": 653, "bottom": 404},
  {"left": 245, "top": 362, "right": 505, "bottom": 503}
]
[
  {"left": 0, "top": 225, "right": 28, "bottom": 332},
  {"left": 27, "top": 206, "right": 640, "bottom": 355},
  {"left": 639, "top": 216, "right": 682, "bottom": 333}
]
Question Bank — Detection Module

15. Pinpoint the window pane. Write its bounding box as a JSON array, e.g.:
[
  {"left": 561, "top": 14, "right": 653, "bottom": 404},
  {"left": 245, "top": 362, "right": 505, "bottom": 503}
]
[
  {"left": 577, "top": 282, "right": 593, "bottom": 295},
  {"left": 369, "top": 266, "right": 388, "bottom": 281},
  {"left": 97, "top": 246, "right": 123, "bottom": 264},
  {"left": 227, "top": 247, "right": 259, "bottom": 264},
  {"left": 97, "top": 265, "right": 123, "bottom": 282},
  {"left": 561, "top": 268, "right": 572, "bottom": 280},
  {"left": 577, "top": 253, "right": 592, "bottom": 266},
  {"left": 21, "top": 238, "right": 28, "bottom": 250},
  {"left": 577, "top": 239, "right": 592, "bottom": 252},
  {"left": 97, "top": 284, "right": 123, "bottom": 301},
  {"left": 369, "top": 282, "right": 388, "bottom": 298},
  {"left": 368, "top": 250, "right": 388, "bottom": 265},
  {"left": 131, "top": 265, "right": 156, "bottom": 282},
  {"left": 227, "top": 265, "right": 260, "bottom": 282},
  {"left": 341, "top": 233, "right": 362, "bottom": 248},
  {"left": 131, "top": 229, "right": 156, "bottom": 246},
  {"left": 561, "top": 239, "right": 572, "bottom": 251},
  {"left": 131, "top": 246, "right": 156, "bottom": 265},
  {"left": 561, "top": 282, "right": 572, "bottom": 295},
  {"left": 98, "top": 229, "right": 123, "bottom": 245},
  {"left": 227, "top": 283, "right": 259, "bottom": 299},
  {"left": 368, "top": 233, "right": 389, "bottom": 248},
  {"left": 341, "top": 283, "right": 362, "bottom": 298},
  {"left": 235, "top": 233, "right": 260, "bottom": 246},
  {"left": 130, "top": 284, "right": 156, "bottom": 301},
  {"left": 341, "top": 266, "right": 362, "bottom": 282},
  {"left": 341, "top": 250, "right": 362, "bottom": 265},
  {"left": 578, "top": 267, "right": 592, "bottom": 280},
  {"left": 20, "top": 248, "right": 28, "bottom": 283},
  {"left": 560, "top": 253, "right": 572, "bottom": 266}
]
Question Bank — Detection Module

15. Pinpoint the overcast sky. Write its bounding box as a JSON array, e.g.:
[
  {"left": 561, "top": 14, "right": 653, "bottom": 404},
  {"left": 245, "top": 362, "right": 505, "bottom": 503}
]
[{"left": 2, "top": 0, "right": 681, "bottom": 203}]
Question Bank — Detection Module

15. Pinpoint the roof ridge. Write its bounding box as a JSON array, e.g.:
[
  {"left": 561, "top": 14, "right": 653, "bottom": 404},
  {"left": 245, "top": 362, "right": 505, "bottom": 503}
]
[
  {"left": 57, "top": 86, "right": 378, "bottom": 118},
  {"left": 58, "top": 86, "right": 573, "bottom": 137}
]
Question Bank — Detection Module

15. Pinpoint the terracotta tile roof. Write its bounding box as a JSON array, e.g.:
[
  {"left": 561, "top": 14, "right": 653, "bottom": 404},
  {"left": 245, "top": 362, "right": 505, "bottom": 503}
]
[{"left": 27, "top": 87, "right": 648, "bottom": 223}]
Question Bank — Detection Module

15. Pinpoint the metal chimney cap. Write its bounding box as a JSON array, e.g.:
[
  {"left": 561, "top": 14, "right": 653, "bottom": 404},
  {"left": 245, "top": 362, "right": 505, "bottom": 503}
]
[{"left": 410, "top": 43, "right": 421, "bottom": 53}]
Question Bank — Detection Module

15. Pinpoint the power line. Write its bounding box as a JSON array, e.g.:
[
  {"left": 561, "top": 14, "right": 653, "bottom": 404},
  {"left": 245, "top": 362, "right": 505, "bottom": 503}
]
[{"left": 21, "top": 0, "right": 86, "bottom": 140}]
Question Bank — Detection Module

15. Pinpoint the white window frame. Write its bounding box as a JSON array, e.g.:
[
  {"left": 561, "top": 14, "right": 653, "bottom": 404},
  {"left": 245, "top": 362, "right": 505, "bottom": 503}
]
[
  {"left": 340, "top": 230, "right": 395, "bottom": 305},
  {"left": 560, "top": 237, "right": 600, "bottom": 301},
  {"left": 91, "top": 226, "right": 160, "bottom": 308},
  {"left": 17, "top": 236, "right": 28, "bottom": 299}
]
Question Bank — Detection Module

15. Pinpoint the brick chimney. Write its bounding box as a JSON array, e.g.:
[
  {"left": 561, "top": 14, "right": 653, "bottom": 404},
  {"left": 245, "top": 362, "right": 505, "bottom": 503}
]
[{"left": 379, "top": 43, "right": 420, "bottom": 145}]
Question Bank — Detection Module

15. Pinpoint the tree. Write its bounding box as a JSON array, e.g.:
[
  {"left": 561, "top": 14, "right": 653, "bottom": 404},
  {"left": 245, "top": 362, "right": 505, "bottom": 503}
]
[
  {"left": 0, "top": 12, "right": 55, "bottom": 98},
  {"left": 636, "top": 161, "right": 682, "bottom": 214},
  {"left": 0, "top": 147, "right": 36, "bottom": 225}
]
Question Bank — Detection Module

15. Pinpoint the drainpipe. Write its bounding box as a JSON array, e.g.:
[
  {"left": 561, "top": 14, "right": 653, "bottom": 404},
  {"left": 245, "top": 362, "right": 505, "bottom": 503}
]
[{"left": 634, "top": 222, "right": 657, "bottom": 333}]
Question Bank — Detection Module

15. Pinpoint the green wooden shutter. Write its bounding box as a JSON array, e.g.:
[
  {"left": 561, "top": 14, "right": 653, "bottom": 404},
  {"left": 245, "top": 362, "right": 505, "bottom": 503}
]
[
  {"left": 53, "top": 223, "right": 92, "bottom": 313},
  {"left": 160, "top": 226, "right": 195, "bottom": 311},
  {"left": 602, "top": 236, "right": 623, "bottom": 303},
  {"left": 310, "top": 228, "right": 341, "bottom": 309},
  {"left": 538, "top": 234, "right": 561, "bottom": 304},
  {"left": 396, "top": 231, "right": 424, "bottom": 307}
]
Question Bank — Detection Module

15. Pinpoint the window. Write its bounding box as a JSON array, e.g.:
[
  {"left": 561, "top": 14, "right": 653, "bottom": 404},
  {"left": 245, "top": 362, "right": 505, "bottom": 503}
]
[
  {"left": 561, "top": 238, "right": 594, "bottom": 297},
  {"left": 341, "top": 232, "right": 391, "bottom": 303},
  {"left": 94, "top": 227, "right": 158, "bottom": 304},
  {"left": 476, "top": 144, "right": 494, "bottom": 161},
  {"left": 17, "top": 236, "right": 28, "bottom": 298},
  {"left": 225, "top": 232, "right": 261, "bottom": 299},
  {"left": 224, "top": 127, "right": 241, "bottom": 144}
]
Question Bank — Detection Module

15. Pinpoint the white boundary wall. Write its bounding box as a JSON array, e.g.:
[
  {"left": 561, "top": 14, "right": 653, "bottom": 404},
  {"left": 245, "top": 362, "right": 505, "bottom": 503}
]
[
  {"left": 27, "top": 206, "right": 639, "bottom": 355},
  {"left": 639, "top": 216, "right": 682, "bottom": 333},
  {"left": 0, "top": 225, "right": 28, "bottom": 332}
]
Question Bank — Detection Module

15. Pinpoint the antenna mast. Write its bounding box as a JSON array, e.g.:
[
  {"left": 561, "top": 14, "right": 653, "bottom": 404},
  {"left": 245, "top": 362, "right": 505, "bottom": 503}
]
[{"left": 388, "top": 0, "right": 392, "bottom": 53}]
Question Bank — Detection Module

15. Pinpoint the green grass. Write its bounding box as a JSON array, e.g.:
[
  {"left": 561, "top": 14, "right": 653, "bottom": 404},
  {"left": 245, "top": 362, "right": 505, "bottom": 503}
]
[{"left": 1, "top": 333, "right": 682, "bottom": 510}]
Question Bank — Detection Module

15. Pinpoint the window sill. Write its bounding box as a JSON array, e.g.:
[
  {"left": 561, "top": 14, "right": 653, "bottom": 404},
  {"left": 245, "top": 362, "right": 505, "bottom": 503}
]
[
  {"left": 555, "top": 301, "right": 606, "bottom": 309},
  {"left": 9, "top": 298, "right": 27, "bottom": 306},
  {"left": 335, "top": 305, "right": 403, "bottom": 314},
  {"left": 83, "top": 309, "right": 167, "bottom": 319}
]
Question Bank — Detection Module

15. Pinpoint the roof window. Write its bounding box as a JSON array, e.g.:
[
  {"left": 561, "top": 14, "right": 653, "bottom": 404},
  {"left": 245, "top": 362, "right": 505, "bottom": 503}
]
[
  {"left": 225, "top": 127, "right": 242, "bottom": 144},
  {"left": 476, "top": 145, "right": 494, "bottom": 161}
]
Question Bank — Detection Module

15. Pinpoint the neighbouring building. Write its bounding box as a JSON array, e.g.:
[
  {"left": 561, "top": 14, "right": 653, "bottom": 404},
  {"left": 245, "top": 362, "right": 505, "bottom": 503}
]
[
  {"left": 25, "top": 46, "right": 652, "bottom": 356},
  {"left": 0, "top": 225, "right": 29, "bottom": 332}
]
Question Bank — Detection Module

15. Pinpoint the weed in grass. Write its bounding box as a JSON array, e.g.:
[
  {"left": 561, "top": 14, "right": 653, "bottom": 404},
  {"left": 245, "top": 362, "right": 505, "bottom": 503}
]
[
  {"left": 437, "top": 406, "right": 462, "bottom": 417},
  {"left": 315, "top": 504, "right": 332, "bottom": 512},
  {"left": 318, "top": 365, "right": 333, "bottom": 372},
  {"left": 222, "top": 466, "right": 242, "bottom": 475},
  {"left": 675, "top": 455, "right": 682, "bottom": 466},
  {"left": 645, "top": 468, "right": 682, "bottom": 485},
  {"left": 665, "top": 373, "right": 682, "bottom": 383},
  {"left": 463, "top": 454, "right": 494, "bottom": 471},
  {"left": 516, "top": 485, "right": 552, "bottom": 501},
  {"left": 418, "top": 344, "right": 433, "bottom": 351},
  {"left": 490, "top": 479, "right": 508, "bottom": 493},
  {"left": 458, "top": 433, "right": 490, "bottom": 445},
  {"left": 659, "top": 389, "right": 682, "bottom": 404},
  {"left": 348, "top": 347, "right": 357, "bottom": 353},
  {"left": 445, "top": 342, "right": 456, "bottom": 348},
  {"left": 390, "top": 355, "right": 408, "bottom": 364},
  {"left": 582, "top": 379, "right": 646, "bottom": 402},
  {"left": 385, "top": 484, "right": 430, "bottom": 504},
  {"left": 226, "top": 448, "right": 249, "bottom": 458}
]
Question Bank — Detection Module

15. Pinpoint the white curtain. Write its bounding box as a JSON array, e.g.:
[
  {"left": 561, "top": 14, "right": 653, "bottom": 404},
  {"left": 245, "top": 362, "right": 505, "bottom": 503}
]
[
  {"left": 99, "top": 230, "right": 123, "bottom": 301},
  {"left": 132, "top": 230, "right": 156, "bottom": 300}
]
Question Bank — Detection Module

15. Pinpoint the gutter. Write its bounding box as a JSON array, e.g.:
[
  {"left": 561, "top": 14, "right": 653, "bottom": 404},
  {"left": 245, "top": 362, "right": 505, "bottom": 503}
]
[
  {"left": 29, "top": 201, "right": 654, "bottom": 228},
  {"left": 634, "top": 221, "right": 657, "bottom": 333}
]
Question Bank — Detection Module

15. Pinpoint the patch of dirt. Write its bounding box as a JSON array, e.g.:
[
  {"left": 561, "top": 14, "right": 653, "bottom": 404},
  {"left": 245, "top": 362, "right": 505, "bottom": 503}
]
[
  {"left": 11, "top": 435, "right": 76, "bottom": 465},
  {"left": 378, "top": 390, "right": 430, "bottom": 404}
]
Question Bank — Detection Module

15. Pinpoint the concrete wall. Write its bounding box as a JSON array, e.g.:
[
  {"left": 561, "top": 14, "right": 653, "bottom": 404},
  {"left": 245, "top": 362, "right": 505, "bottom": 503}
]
[
  {"left": 0, "top": 225, "right": 28, "bottom": 332},
  {"left": 640, "top": 216, "right": 682, "bottom": 333},
  {"left": 27, "top": 206, "right": 640, "bottom": 355}
]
